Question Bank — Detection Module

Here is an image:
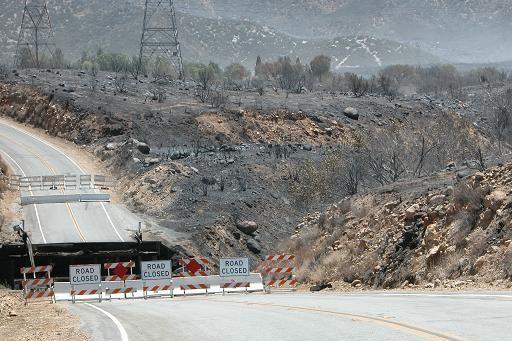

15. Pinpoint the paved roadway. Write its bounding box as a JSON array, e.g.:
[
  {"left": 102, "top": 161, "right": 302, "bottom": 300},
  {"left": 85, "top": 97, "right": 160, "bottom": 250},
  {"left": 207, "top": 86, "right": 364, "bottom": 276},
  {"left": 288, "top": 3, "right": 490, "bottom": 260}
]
[
  {"left": 0, "top": 120, "right": 140, "bottom": 244},
  {"left": 68, "top": 291, "right": 512, "bottom": 340}
]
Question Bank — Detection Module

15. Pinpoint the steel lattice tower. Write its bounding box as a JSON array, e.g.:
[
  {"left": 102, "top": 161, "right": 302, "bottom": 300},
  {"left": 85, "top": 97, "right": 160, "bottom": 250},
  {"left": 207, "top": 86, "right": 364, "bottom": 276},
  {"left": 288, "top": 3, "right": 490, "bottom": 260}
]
[
  {"left": 14, "top": 0, "right": 56, "bottom": 68},
  {"left": 138, "top": 0, "right": 184, "bottom": 80}
]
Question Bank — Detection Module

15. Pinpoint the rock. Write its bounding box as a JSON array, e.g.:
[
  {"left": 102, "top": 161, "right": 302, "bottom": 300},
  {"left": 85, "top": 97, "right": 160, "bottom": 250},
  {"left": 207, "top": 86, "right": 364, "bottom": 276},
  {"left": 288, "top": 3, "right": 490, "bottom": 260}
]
[
  {"left": 424, "top": 283, "right": 434, "bottom": 289},
  {"left": 236, "top": 220, "right": 258, "bottom": 236},
  {"left": 145, "top": 178, "right": 158, "bottom": 185},
  {"left": 351, "top": 279, "right": 362, "bottom": 287},
  {"left": 190, "top": 167, "right": 199, "bottom": 174},
  {"left": 484, "top": 191, "right": 507, "bottom": 211},
  {"left": 303, "top": 144, "right": 313, "bottom": 151},
  {"left": 343, "top": 107, "right": 359, "bottom": 120},
  {"left": 144, "top": 157, "right": 161, "bottom": 166},
  {"left": 405, "top": 204, "right": 419, "bottom": 220},
  {"left": 426, "top": 245, "right": 441, "bottom": 263},
  {"left": 8, "top": 310, "right": 17, "bottom": 317},
  {"left": 504, "top": 240, "right": 512, "bottom": 247},
  {"left": 424, "top": 224, "right": 439, "bottom": 247},
  {"left": 132, "top": 139, "right": 150, "bottom": 154},
  {"left": 445, "top": 161, "right": 456, "bottom": 171},
  {"left": 310, "top": 282, "right": 333, "bottom": 292},
  {"left": 444, "top": 186, "right": 454, "bottom": 196},
  {"left": 474, "top": 256, "right": 486, "bottom": 271},
  {"left": 384, "top": 201, "right": 400, "bottom": 211},
  {"left": 106, "top": 142, "right": 119, "bottom": 150},
  {"left": 132, "top": 158, "right": 141, "bottom": 164},
  {"left": 227, "top": 158, "right": 235, "bottom": 165},
  {"left": 429, "top": 194, "right": 445, "bottom": 206},
  {"left": 473, "top": 172, "right": 485, "bottom": 182},
  {"left": 246, "top": 238, "right": 262, "bottom": 254},
  {"left": 434, "top": 279, "right": 442, "bottom": 287}
]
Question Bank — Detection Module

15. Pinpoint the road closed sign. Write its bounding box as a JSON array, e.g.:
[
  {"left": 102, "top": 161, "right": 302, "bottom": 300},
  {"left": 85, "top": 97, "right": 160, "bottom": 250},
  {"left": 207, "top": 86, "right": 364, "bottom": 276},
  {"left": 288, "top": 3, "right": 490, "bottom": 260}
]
[
  {"left": 220, "top": 258, "right": 250, "bottom": 277},
  {"left": 70, "top": 264, "right": 101, "bottom": 285},
  {"left": 141, "top": 260, "right": 172, "bottom": 280}
]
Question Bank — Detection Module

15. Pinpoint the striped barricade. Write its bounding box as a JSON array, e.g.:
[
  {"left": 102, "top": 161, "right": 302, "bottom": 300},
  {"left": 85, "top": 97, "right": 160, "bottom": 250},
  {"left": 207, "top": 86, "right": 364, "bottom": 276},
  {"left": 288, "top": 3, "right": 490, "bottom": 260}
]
[
  {"left": 173, "top": 276, "right": 211, "bottom": 294},
  {"left": 24, "top": 289, "right": 54, "bottom": 300},
  {"left": 142, "top": 279, "right": 173, "bottom": 299},
  {"left": 177, "top": 257, "right": 210, "bottom": 277},
  {"left": 259, "top": 255, "right": 299, "bottom": 292},
  {"left": 20, "top": 265, "right": 54, "bottom": 305},
  {"left": 71, "top": 285, "right": 102, "bottom": 303},
  {"left": 103, "top": 261, "right": 137, "bottom": 298}
]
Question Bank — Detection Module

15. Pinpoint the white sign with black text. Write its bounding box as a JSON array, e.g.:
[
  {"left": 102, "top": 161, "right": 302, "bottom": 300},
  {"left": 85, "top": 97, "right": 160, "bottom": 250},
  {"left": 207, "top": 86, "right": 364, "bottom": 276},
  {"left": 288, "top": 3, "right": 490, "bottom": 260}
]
[
  {"left": 220, "top": 257, "right": 250, "bottom": 277},
  {"left": 141, "top": 260, "right": 172, "bottom": 280},
  {"left": 69, "top": 264, "right": 101, "bottom": 285}
]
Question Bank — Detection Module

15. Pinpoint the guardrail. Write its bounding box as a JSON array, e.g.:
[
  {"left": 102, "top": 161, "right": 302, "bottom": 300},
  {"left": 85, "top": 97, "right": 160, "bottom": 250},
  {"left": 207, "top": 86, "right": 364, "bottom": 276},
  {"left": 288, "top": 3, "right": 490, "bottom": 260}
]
[{"left": 20, "top": 193, "right": 111, "bottom": 205}]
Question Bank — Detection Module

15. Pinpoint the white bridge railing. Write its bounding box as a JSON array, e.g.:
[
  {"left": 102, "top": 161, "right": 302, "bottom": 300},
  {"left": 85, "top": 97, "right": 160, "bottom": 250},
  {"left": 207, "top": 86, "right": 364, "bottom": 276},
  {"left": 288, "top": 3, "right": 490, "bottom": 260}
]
[{"left": 9, "top": 174, "right": 114, "bottom": 191}]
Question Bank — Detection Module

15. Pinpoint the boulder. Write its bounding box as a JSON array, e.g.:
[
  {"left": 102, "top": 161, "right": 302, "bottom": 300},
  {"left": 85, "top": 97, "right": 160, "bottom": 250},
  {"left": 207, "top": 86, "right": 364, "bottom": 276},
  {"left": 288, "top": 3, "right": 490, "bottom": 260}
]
[
  {"left": 236, "top": 220, "right": 258, "bottom": 236},
  {"left": 405, "top": 204, "right": 420, "bottom": 220},
  {"left": 351, "top": 279, "right": 362, "bottom": 287},
  {"left": 343, "top": 107, "right": 359, "bottom": 120},
  {"left": 132, "top": 138, "right": 150, "bottom": 154},
  {"left": 144, "top": 157, "right": 161, "bottom": 166},
  {"left": 106, "top": 142, "right": 119, "bottom": 150},
  {"left": 484, "top": 191, "right": 507, "bottom": 211},
  {"left": 429, "top": 194, "right": 445, "bottom": 206},
  {"left": 423, "top": 224, "right": 439, "bottom": 247},
  {"left": 310, "top": 282, "right": 333, "bottom": 292},
  {"left": 474, "top": 256, "right": 486, "bottom": 271}
]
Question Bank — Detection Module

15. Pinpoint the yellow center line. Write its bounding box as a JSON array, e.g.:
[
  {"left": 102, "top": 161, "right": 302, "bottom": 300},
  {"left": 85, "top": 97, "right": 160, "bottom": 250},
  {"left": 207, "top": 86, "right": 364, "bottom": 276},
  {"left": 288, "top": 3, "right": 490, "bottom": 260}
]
[
  {"left": 204, "top": 298, "right": 464, "bottom": 341},
  {"left": 0, "top": 133, "right": 87, "bottom": 242}
]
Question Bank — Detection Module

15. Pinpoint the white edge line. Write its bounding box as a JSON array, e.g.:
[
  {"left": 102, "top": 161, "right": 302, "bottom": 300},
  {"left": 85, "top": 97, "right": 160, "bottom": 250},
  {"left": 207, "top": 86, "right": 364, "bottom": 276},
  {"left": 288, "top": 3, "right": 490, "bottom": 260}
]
[
  {"left": 2, "top": 122, "right": 125, "bottom": 242},
  {"left": 0, "top": 149, "right": 47, "bottom": 244},
  {"left": 84, "top": 303, "right": 129, "bottom": 341},
  {"left": 100, "top": 202, "right": 125, "bottom": 242}
]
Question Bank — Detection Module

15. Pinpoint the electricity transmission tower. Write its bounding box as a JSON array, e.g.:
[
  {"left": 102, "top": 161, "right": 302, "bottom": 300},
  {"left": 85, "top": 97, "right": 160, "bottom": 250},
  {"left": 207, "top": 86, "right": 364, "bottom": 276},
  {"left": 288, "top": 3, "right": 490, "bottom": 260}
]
[
  {"left": 138, "top": 0, "right": 184, "bottom": 80},
  {"left": 14, "top": 0, "right": 56, "bottom": 68}
]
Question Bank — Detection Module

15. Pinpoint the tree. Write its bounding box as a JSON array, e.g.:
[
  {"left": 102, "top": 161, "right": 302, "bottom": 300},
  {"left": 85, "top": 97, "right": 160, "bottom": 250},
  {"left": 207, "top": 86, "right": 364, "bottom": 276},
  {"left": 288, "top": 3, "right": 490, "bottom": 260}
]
[
  {"left": 310, "top": 55, "right": 331, "bottom": 82},
  {"left": 346, "top": 73, "right": 369, "bottom": 97},
  {"left": 255, "top": 55, "right": 262, "bottom": 76},
  {"left": 225, "top": 63, "right": 248, "bottom": 81},
  {"left": 491, "top": 88, "right": 512, "bottom": 154}
]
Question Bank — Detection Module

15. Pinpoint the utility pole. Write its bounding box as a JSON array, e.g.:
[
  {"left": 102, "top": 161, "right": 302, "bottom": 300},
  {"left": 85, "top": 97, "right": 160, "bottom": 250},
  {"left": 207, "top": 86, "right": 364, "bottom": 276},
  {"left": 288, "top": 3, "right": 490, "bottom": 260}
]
[
  {"left": 138, "top": 0, "right": 184, "bottom": 80},
  {"left": 14, "top": 0, "right": 56, "bottom": 69}
]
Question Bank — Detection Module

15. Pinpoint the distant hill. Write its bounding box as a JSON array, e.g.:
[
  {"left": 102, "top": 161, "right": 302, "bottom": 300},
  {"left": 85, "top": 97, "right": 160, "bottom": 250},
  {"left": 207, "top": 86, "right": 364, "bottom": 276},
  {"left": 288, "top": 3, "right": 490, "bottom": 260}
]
[
  {"left": 0, "top": 0, "right": 439, "bottom": 69},
  {"left": 176, "top": 0, "right": 512, "bottom": 63}
]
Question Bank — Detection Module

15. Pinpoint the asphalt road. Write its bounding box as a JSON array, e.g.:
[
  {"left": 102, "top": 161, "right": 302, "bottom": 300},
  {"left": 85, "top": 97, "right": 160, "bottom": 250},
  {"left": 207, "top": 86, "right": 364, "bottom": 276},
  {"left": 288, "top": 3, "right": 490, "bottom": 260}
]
[
  {"left": 0, "top": 120, "right": 140, "bottom": 244},
  {"left": 68, "top": 291, "right": 512, "bottom": 340}
]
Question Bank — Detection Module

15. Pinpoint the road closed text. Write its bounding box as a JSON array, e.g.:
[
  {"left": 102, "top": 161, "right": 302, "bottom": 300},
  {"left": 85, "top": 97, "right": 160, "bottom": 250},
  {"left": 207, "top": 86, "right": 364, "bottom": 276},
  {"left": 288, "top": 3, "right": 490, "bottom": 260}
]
[
  {"left": 220, "top": 258, "right": 250, "bottom": 277},
  {"left": 70, "top": 264, "right": 101, "bottom": 285},
  {"left": 141, "top": 260, "right": 172, "bottom": 280}
]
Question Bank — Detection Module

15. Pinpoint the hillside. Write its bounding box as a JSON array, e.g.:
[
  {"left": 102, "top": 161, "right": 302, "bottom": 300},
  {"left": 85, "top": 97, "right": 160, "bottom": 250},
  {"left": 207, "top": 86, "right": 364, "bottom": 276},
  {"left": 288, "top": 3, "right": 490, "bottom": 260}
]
[
  {"left": 0, "top": 1, "right": 439, "bottom": 68},
  {"left": 177, "top": 0, "right": 512, "bottom": 63},
  {"left": 285, "top": 160, "right": 512, "bottom": 290}
]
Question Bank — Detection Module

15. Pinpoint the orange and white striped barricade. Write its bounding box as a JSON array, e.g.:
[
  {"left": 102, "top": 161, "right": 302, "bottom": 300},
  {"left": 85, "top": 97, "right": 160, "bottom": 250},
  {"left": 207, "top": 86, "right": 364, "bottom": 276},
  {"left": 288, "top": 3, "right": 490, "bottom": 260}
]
[
  {"left": 219, "top": 257, "right": 251, "bottom": 295},
  {"left": 103, "top": 261, "right": 138, "bottom": 299},
  {"left": 20, "top": 265, "right": 54, "bottom": 305},
  {"left": 172, "top": 276, "right": 212, "bottom": 296},
  {"left": 70, "top": 264, "right": 102, "bottom": 303},
  {"left": 176, "top": 257, "right": 211, "bottom": 295},
  {"left": 259, "top": 254, "right": 299, "bottom": 293},
  {"left": 141, "top": 260, "right": 173, "bottom": 299}
]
